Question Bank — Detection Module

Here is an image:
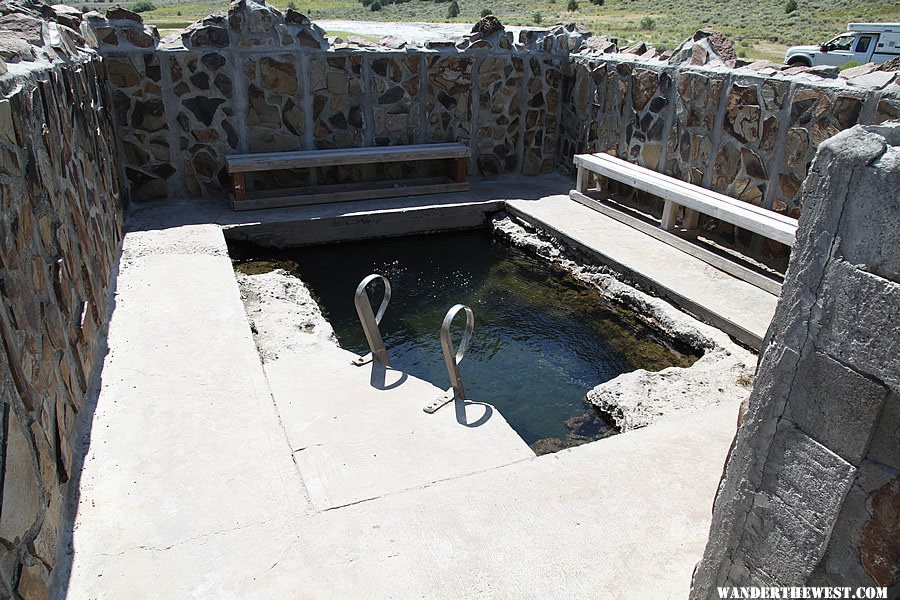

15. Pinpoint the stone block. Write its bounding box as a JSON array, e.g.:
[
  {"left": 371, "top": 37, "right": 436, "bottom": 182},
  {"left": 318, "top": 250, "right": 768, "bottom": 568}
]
[
  {"left": 784, "top": 352, "right": 889, "bottom": 465},
  {"left": 818, "top": 261, "right": 900, "bottom": 389},
  {"left": 760, "top": 421, "right": 856, "bottom": 533},
  {"left": 0, "top": 410, "right": 42, "bottom": 546},
  {"left": 738, "top": 492, "right": 833, "bottom": 585},
  {"left": 836, "top": 143, "right": 900, "bottom": 282}
]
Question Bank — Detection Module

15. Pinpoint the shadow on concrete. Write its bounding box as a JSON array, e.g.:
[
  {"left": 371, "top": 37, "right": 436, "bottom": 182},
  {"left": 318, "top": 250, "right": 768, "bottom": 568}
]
[
  {"left": 369, "top": 361, "right": 408, "bottom": 390},
  {"left": 50, "top": 247, "right": 122, "bottom": 599},
  {"left": 454, "top": 399, "right": 494, "bottom": 428}
]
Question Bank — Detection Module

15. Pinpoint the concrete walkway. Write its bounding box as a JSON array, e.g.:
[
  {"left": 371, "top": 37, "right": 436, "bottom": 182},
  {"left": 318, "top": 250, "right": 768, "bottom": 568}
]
[
  {"left": 507, "top": 195, "right": 778, "bottom": 348},
  {"left": 59, "top": 180, "right": 755, "bottom": 598}
]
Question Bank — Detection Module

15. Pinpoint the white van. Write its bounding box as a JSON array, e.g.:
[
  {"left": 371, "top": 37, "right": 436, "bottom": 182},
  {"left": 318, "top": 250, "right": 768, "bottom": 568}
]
[{"left": 784, "top": 23, "right": 900, "bottom": 67}]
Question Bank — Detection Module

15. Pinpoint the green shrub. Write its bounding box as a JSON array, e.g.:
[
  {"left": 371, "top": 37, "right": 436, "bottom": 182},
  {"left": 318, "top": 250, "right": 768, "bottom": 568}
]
[
  {"left": 640, "top": 16, "right": 655, "bottom": 30},
  {"left": 129, "top": 1, "right": 155, "bottom": 13},
  {"left": 785, "top": 0, "right": 797, "bottom": 13},
  {"left": 532, "top": 11, "right": 542, "bottom": 24},
  {"left": 567, "top": 0, "right": 578, "bottom": 11},
  {"left": 589, "top": 0, "right": 603, "bottom": 5},
  {"left": 481, "top": 7, "right": 492, "bottom": 17},
  {"left": 839, "top": 60, "right": 861, "bottom": 71},
  {"left": 370, "top": 0, "right": 381, "bottom": 11},
  {"left": 447, "top": 0, "right": 459, "bottom": 18},
  {"left": 287, "top": 0, "right": 296, "bottom": 8}
]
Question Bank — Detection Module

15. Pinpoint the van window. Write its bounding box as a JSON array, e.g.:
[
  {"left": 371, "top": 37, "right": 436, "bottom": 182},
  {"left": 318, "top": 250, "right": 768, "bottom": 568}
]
[
  {"left": 855, "top": 35, "right": 872, "bottom": 53},
  {"left": 827, "top": 33, "right": 855, "bottom": 51}
]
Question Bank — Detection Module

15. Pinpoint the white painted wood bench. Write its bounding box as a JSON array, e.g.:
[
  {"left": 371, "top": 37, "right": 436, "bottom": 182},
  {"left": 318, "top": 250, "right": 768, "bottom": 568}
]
[
  {"left": 228, "top": 142, "right": 470, "bottom": 211},
  {"left": 570, "top": 152, "right": 799, "bottom": 294}
]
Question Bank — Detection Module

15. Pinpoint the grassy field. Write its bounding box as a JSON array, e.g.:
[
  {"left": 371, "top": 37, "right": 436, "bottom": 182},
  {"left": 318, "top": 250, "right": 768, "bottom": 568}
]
[{"left": 93, "top": 0, "right": 899, "bottom": 62}]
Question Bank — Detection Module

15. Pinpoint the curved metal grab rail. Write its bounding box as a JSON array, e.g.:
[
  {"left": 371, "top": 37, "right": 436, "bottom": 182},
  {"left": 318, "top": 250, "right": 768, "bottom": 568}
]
[
  {"left": 352, "top": 274, "right": 392, "bottom": 367},
  {"left": 424, "top": 304, "right": 474, "bottom": 413}
]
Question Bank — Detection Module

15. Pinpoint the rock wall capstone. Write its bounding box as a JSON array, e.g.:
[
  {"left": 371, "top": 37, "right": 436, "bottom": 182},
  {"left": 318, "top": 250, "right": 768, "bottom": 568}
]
[
  {"left": 0, "top": 6, "right": 124, "bottom": 596},
  {"left": 689, "top": 123, "right": 899, "bottom": 597}
]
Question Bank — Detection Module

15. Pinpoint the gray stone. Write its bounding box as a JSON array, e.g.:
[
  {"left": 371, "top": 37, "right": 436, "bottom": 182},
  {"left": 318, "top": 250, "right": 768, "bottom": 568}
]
[{"left": 817, "top": 261, "right": 900, "bottom": 390}]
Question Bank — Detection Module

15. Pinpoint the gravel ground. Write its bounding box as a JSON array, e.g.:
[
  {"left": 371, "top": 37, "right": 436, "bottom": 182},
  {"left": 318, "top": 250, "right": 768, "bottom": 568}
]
[{"left": 315, "top": 19, "right": 541, "bottom": 43}]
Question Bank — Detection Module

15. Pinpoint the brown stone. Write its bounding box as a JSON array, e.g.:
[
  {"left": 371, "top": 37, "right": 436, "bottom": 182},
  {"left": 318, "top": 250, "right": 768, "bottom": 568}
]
[
  {"left": 631, "top": 69, "right": 659, "bottom": 112},
  {"left": 741, "top": 147, "right": 767, "bottom": 180},
  {"left": 860, "top": 480, "right": 900, "bottom": 586},
  {"left": 0, "top": 411, "right": 42, "bottom": 545},
  {"left": 713, "top": 142, "right": 741, "bottom": 191},
  {"left": 122, "top": 26, "right": 156, "bottom": 48},
  {"left": 779, "top": 173, "right": 802, "bottom": 199},
  {"left": 106, "top": 6, "right": 143, "bottom": 22},
  {"left": 811, "top": 118, "right": 840, "bottom": 146},
  {"left": 760, "top": 116, "right": 779, "bottom": 153},
  {"left": 17, "top": 561, "right": 49, "bottom": 600},
  {"left": 725, "top": 84, "right": 760, "bottom": 143},
  {"left": 104, "top": 57, "right": 141, "bottom": 87},
  {"left": 259, "top": 57, "right": 298, "bottom": 95},
  {"left": 784, "top": 127, "right": 810, "bottom": 168},
  {"left": 874, "top": 98, "right": 899, "bottom": 125},
  {"left": 832, "top": 95, "right": 863, "bottom": 129},
  {"left": 471, "top": 15, "right": 504, "bottom": 37}
]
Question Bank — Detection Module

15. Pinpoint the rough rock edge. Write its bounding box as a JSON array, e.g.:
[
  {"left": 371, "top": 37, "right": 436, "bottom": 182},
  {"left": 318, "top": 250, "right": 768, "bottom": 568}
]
[
  {"left": 491, "top": 214, "right": 755, "bottom": 432},
  {"left": 236, "top": 269, "right": 337, "bottom": 364}
]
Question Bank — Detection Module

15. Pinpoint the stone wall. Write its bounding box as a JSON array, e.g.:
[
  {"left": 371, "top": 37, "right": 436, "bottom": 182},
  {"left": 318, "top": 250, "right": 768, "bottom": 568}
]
[
  {"left": 689, "top": 123, "right": 899, "bottom": 597},
  {"left": 88, "top": 1, "right": 582, "bottom": 201},
  {"left": 0, "top": 13, "right": 124, "bottom": 597},
  {"left": 558, "top": 55, "right": 899, "bottom": 257}
]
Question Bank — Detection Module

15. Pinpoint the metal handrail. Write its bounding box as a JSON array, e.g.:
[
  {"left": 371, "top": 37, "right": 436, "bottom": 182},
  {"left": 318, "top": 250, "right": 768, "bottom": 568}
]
[
  {"left": 352, "top": 274, "right": 391, "bottom": 367},
  {"left": 424, "top": 304, "right": 474, "bottom": 413}
]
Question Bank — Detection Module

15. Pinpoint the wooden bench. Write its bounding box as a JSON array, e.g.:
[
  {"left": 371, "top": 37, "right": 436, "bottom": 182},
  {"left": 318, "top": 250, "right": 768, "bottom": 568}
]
[
  {"left": 570, "top": 152, "right": 799, "bottom": 294},
  {"left": 228, "top": 142, "right": 470, "bottom": 211}
]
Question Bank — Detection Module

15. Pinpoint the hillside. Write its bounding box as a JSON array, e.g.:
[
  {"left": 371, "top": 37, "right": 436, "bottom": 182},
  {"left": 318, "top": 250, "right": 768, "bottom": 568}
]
[{"left": 122, "top": 0, "right": 899, "bottom": 62}]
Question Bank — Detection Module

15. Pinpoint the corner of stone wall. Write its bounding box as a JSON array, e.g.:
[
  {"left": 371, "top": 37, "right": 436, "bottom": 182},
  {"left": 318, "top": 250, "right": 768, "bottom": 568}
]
[{"left": 689, "top": 122, "right": 900, "bottom": 598}]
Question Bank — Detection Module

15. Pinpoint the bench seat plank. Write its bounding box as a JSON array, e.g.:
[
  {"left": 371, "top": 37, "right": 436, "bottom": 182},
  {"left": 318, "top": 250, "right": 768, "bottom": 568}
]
[
  {"left": 227, "top": 143, "right": 470, "bottom": 173},
  {"left": 574, "top": 153, "right": 798, "bottom": 246},
  {"left": 578, "top": 153, "right": 798, "bottom": 226}
]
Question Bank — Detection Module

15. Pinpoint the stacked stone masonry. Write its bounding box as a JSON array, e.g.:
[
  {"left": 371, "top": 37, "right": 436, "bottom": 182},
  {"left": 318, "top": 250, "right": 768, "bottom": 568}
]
[
  {"left": 690, "top": 123, "right": 899, "bottom": 598},
  {"left": 88, "top": 0, "right": 900, "bottom": 224},
  {"left": 560, "top": 55, "right": 899, "bottom": 257},
  {"left": 0, "top": 56, "right": 123, "bottom": 600},
  {"left": 0, "top": 0, "right": 896, "bottom": 597},
  {"left": 89, "top": 1, "right": 583, "bottom": 200}
]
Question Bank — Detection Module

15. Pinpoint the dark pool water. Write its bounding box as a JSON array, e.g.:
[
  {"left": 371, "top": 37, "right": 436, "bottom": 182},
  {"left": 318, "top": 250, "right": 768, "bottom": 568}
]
[{"left": 230, "top": 229, "right": 697, "bottom": 449}]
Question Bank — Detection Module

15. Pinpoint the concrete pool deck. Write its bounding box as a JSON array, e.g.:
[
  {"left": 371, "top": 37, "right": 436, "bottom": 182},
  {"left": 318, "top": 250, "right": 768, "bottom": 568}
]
[{"left": 58, "top": 177, "right": 765, "bottom": 597}]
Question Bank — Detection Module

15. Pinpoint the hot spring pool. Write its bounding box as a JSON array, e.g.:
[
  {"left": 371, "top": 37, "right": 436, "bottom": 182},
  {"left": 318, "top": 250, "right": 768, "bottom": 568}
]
[{"left": 230, "top": 228, "right": 697, "bottom": 452}]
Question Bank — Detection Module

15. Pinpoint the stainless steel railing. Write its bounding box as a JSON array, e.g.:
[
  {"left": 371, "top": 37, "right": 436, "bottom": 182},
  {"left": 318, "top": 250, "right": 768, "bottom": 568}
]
[
  {"left": 424, "top": 304, "right": 474, "bottom": 414},
  {"left": 352, "top": 274, "right": 392, "bottom": 367}
]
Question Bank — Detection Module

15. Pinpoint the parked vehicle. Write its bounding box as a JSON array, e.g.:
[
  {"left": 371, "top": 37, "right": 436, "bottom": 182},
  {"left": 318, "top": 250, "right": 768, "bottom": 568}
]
[{"left": 784, "top": 23, "right": 900, "bottom": 67}]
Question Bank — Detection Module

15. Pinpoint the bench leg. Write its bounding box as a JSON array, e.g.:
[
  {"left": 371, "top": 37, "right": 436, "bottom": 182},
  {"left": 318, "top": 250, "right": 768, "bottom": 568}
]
[
  {"left": 660, "top": 200, "right": 679, "bottom": 231},
  {"left": 682, "top": 208, "right": 700, "bottom": 235},
  {"left": 452, "top": 157, "right": 467, "bottom": 183},
  {"left": 232, "top": 172, "right": 246, "bottom": 202},
  {"left": 576, "top": 165, "right": 587, "bottom": 193}
]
